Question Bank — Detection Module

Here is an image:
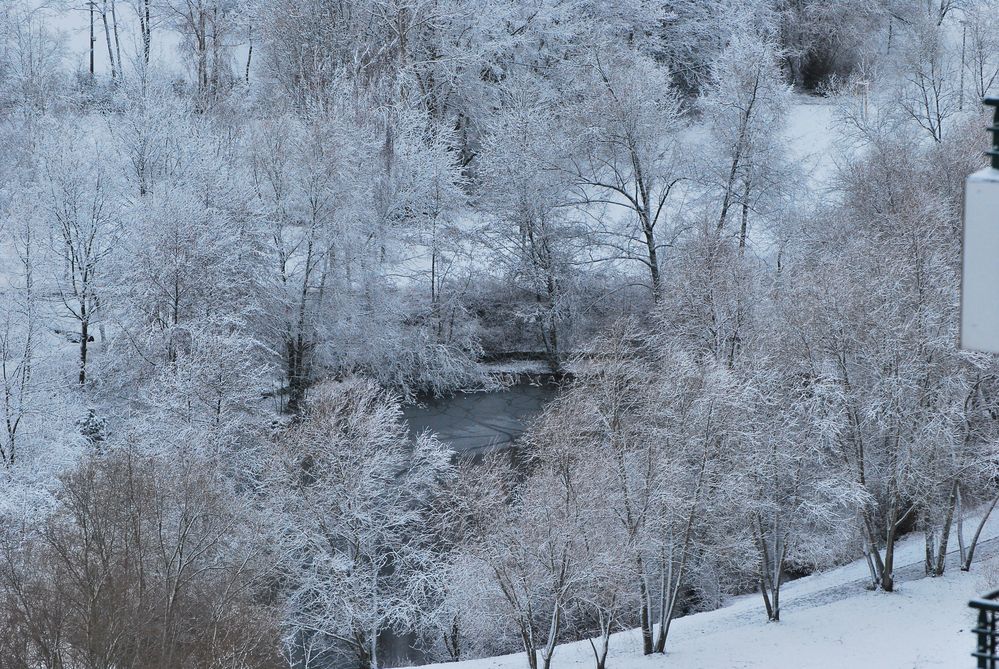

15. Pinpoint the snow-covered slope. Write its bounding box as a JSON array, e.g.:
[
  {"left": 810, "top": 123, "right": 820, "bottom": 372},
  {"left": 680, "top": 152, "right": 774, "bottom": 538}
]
[
  {"left": 784, "top": 94, "right": 838, "bottom": 187},
  {"left": 424, "top": 513, "right": 999, "bottom": 669}
]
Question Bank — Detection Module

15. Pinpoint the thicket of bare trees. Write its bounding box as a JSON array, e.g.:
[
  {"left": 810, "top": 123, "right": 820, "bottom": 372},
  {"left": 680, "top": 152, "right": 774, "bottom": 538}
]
[{"left": 0, "top": 449, "right": 283, "bottom": 669}]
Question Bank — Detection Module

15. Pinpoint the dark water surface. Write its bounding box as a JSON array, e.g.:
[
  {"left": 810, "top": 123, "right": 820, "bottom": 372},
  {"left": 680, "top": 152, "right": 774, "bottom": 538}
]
[{"left": 402, "top": 382, "right": 558, "bottom": 453}]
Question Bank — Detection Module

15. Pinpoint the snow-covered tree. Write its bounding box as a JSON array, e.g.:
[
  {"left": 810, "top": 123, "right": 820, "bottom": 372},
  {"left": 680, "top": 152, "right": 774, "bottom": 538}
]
[
  {"left": 271, "top": 379, "right": 453, "bottom": 669},
  {"left": 569, "top": 50, "right": 686, "bottom": 303},
  {"left": 477, "top": 80, "right": 582, "bottom": 370},
  {"left": 40, "top": 122, "right": 123, "bottom": 386}
]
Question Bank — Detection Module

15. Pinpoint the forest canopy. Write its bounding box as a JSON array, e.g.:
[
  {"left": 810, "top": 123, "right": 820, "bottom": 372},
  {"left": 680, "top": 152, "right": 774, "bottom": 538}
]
[{"left": 0, "top": 0, "right": 997, "bottom": 667}]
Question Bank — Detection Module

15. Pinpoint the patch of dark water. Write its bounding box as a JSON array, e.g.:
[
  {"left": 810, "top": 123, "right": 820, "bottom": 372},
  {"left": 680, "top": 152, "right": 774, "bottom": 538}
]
[{"left": 402, "top": 380, "right": 558, "bottom": 455}]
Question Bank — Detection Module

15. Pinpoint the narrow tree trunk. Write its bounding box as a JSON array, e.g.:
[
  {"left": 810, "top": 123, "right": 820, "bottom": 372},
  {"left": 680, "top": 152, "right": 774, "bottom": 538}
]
[
  {"left": 882, "top": 539, "right": 896, "bottom": 592},
  {"left": 641, "top": 209, "right": 661, "bottom": 303},
  {"left": 110, "top": 0, "right": 123, "bottom": 80},
  {"left": 924, "top": 526, "right": 935, "bottom": 576},
  {"left": 543, "top": 265, "right": 561, "bottom": 372},
  {"left": 654, "top": 448, "right": 708, "bottom": 648},
  {"left": 963, "top": 490, "right": 999, "bottom": 571},
  {"left": 654, "top": 525, "right": 695, "bottom": 651},
  {"left": 443, "top": 614, "right": 461, "bottom": 661},
  {"left": 627, "top": 146, "right": 661, "bottom": 303},
  {"left": 862, "top": 548, "right": 878, "bottom": 588},
  {"left": 541, "top": 605, "right": 560, "bottom": 669},
  {"left": 520, "top": 620, "right": 538, "bottom": 669},
  {"left": 880, "top": 503, "right": 908, "bottom": 592},
  {"left": 770, "top": 535, "right": 786, "bottom": 622},
  {"left": 245, "top": 24, "right": 253, "bottom": 83},
  {"left": 754, "top": 516, "right": 781, "bottom": 621},
  {"left": 865, "top": 515, "right": 886, "bottom": 585},
  {"left": 717, "top": 151, "right": 741, "bottom": 233},
  {"left": 653, "top": 549, "right": 670, "bottom": 653},
  {"left": 79, "top": 315, "right": 89, "bottom": 385},
  {"left": 588, "top": 609, "right": 612, "bottom": 669},
  {"left": 758, "top": 569, "right": 774, "bottom": 620},
  {"left": 89, "top": 1, "right": 96, "bottom": 76},
  {"left": 738, "top": 180, "right": 751, "bottom": 253},
  {"left": 957, "top": 486, "right": 967, "bottom": 565},
  {"left": 210, "top": 6, "right": 222, "bottom": 94},
  {"left": 637, "top": 558, "right": 653, "bottom": 655},
  {"left": 879, "top": 500, "right": 900, "bottom": 591},
  {"left": 355, "top": 631, "right": 372, "bottom": 669},
  {"left": 589, "top": 637, "right": 609, "bottom": 669},
  {"left": 772, "top": 575, "right": 782, "bottom": 622},
  {"left": 141, "top": 0, "right": 151, "bottom": 66},
  {"left": 100, "top": 2, "right": 117, "bottom": 80},
  {"left": 198, "top": 9, "right": 208, "bottom": 96},
  {"left": 934, "top": 480, "right": 959, "bottom": 576},
  {"left": 717, "top": 73, "right": 758, "bottom": 232}
]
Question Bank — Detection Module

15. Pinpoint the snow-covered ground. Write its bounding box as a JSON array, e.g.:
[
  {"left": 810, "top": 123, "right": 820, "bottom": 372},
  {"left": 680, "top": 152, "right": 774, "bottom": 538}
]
[
  {"left": 785, "top": 94, "right": 839, "bottom": 187},
  {"left": 424, "top": 512, "right": 999, "bottom": 669}
]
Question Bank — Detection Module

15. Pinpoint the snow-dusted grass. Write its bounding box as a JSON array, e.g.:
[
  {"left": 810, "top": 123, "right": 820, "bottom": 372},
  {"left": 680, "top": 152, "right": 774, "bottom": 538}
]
[
  {"left": 424, "top": 511, "right": 999, "bottom": 669},
  {"left": 658, "top": 570, "right": 980, "bottom": 668}
]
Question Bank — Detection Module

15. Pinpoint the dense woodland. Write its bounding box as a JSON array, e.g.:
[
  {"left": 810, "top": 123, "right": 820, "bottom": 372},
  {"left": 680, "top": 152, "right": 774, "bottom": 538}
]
[{"left": 0, "top": 0, "right": 998, "bottom": 667}]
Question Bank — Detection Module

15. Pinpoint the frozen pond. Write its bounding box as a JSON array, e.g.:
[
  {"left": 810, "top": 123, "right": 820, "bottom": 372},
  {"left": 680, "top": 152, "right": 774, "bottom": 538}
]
[{"left": 403, "top": 382, "right": 558, "bottom": 453}]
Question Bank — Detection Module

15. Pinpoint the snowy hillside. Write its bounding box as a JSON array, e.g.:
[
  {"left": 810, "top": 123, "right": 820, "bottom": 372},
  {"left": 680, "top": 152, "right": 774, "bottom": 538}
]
[{"left": 426, "top": 515, "right": 999, "bottom": 669}]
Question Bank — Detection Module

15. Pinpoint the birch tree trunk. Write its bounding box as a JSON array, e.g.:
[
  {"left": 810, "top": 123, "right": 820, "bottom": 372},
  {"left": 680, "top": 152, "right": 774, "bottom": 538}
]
[
  {"left": 100, "top": 1, "right": 117, "bottom": 80},
  {"left": 110, "top": 0, "right": 123, "bottom": 80},
  {"left": 588, "top": 609, "right": 612, "bottom": 669},
  {"left": 962, "top": 490, "right": 999, "bottom": 571},
  {"left": 541, "top": 605, "right": 560, "bottom": 669}
]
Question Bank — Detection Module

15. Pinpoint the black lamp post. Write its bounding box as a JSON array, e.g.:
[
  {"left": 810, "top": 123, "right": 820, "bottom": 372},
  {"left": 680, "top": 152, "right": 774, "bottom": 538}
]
[{"left": 986, "top": 97, "right": 999, "bottom": 169}]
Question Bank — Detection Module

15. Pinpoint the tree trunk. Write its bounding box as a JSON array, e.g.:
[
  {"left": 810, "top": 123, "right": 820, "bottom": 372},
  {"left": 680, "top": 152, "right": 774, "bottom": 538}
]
[
  {"left": 933, "top": 480, "right": 959, "bottom": 576},
  {"left": 653, "top": 525, "right": 695, "bottom": 651},
  {"left": 771, "top": 576, "right": 782, "bottom": 622},
  {"left": 355, "top": 632, "right": 372, "bottom": 669},
  {"left": 738, "top": 180, "right": 751, "bottom": 253},
  {"left": 245, "top": 24, "right": 253, "bottom": 83},
  {"left": 770, "top": 540, "right": 785, "bottom": 622},
  {"left": 89, "top": 1, "right": 96, "bottom": 76},
  {"left": 881, "top": 539, "right": 896, "bottom": 592},
  {"left": 198, "top": 9, "right": 208, "bottom": 96},
  {"left": 110, "top": 0, "right": 123, "bottom": 80},
  {"left": 957, "top": 486, "right": 967, "bottom": 566},
  {"left": 588, "top": 610, "right": 611, "bottom": 669},
  {"left": 754, "top": 516, "right": 784, "bottom": 621},
  {"left": 653, "top": 550, "right": 670, "bottom": 653},
  {"left": 100, "top": 2, "right": 117, "bottom": 80},
  {"left": 924, "top": 527, "right": 935, "bottom": 576},
  {"left": 79, "top": 315, "right": 89, "bottom": 385},
  {"left": 880, "top": 503, "right": 907, "bottom": 592},
  {"left": 541, "top": 605, "right": 560, "bottom": 669},
  {"left": 285, "top": 337, "right": 308, "bottom": 415},
  {"left": 654, "top": 448, "right": 708, "bottom": 648},
  {"left": 717, "top": 71, "right": 759, "bottom": 232},
  {"left": 520, "top": 620, "right": 538, "bottom": 669},
  {"left": 862, "top": 545, "right": 878, "bottom": 588},
  {"left": 142, "top": 0, "right": 151, "bottom": 66},
  {"left": 443, "top": 614, "right": 461, "bottom": 661},
  {"left": 640, "top": 208, "right": 661, "bottom": 303},
  {"left": 864, "top": 514, "right": 886, "bottom": 585},
  {"left": 963, "top": 489, "right": 999, "bottom": 571},
  {"left": 637, "top": 558, "right": 653, "bottom": 655}
]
